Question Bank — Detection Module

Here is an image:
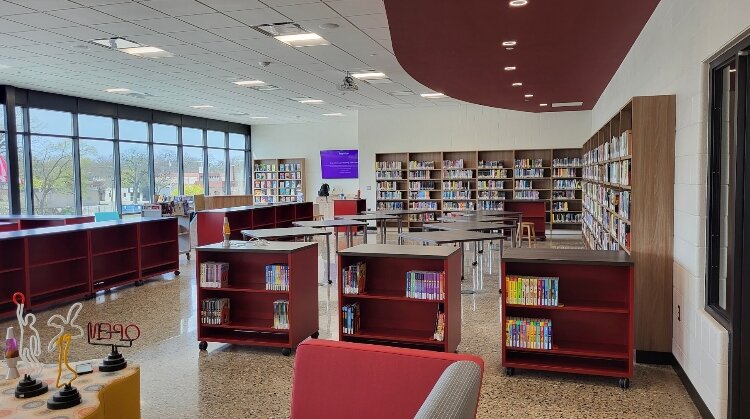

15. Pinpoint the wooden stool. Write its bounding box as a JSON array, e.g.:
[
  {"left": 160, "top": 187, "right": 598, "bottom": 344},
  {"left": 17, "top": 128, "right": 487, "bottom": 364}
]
[{"left": 517, "top": 222, "right": 536, "bottom": 247}]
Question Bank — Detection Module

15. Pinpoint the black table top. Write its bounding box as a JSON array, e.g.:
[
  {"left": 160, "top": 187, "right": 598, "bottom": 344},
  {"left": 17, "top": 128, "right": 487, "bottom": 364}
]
[
  {"left": 363, "top": 209, "right": 440, "bottom": 216},
  {"left": 399, "top": 230, "right": 503, "bottom": 244},
  {"left": 335, "top": 214, "right": 400, "bottom": 221},
  {"left": 292, "top": 220, "right": 368, "bottom": 228},
  {"left": 424, "top": 222, "right": 514, "bottom": 232},
  {"left": 501, "top": 248, "right": 634, "bottom": 266},
  {"left": 438, "top": 215, "right": 517, "bottom": 223},
  {"left": 197, "top": 240, "right": 316, "bottom": 253},
  {"left": 338, "top": 243, "right": 459, "bottom": 259}
]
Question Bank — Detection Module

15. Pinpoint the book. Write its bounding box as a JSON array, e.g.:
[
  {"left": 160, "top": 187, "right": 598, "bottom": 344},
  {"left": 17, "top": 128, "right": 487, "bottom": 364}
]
[
  {"left": 433, "top": 305, "right": 445, "bottom": 341},
  {"left": 341, "top": 302, "right": 360, "bottom": 335},
  {"left": 273, "top": 300, "right": 289, "bottom": 329},
  {"left": 505, "top": 275, "right": 559, "bottom": 306},
  {"left": 199, "top": 262, "right": 229, "bottom": 288},
  {"left": 200, "top": 298, "right": 230, "bottom": 325},
  {"left": 265, "top": 264, "right": 290, "bottom": 291},
  {"left": 342, "top": 262, "right": 366, "bottom": 294},
  {"left": 406, "top": 270, "right": 445, "bottom": 300},
  {"left": 505, "top": 316, "right": 552, "bottom": 350}
]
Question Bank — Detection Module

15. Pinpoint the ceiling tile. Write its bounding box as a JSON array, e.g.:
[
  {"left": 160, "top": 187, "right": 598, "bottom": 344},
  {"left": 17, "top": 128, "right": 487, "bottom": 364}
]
[
  {"left": 0, "top": 33, "right": 39, "bottom": 47},
  {"left": 195, "top": 0, "right": 266, "bottom": 12},
  {"left": 135, "top": 17, "right": 197, "bottom": 33},
  {"left": 140, "top": 0, "right": 215, "bottom": 16},
  {"left": 0, "top": 17, "right": 32, "bottom": 33},
  {"left": 50, "top": 25, "right": 113, "bottom": 40},
  {"left": 0, "top": 1, "right": 35, "bottom": 15},
  {"left": 94, "top": 2, "right": 168, "bottom": 21},
  {"left": 178, "top": 12, "right": 242, "bottom": 29},
  {"left": 90, "top": 21, "right": 156, "bottom": 36},
  {"left": 48, "top": 7, "right": 123, "bottom": 25},
  {"left": 192, "top": 40, "right": 249, "bottom": 53},
  {"left": 347, "top": 13, "right": 387, "bottom": 29},
  {"left": 10, "top": 0, "right": 81, "bottom": 11},
  {"left": 227, "top": 7, "right": 288, "bottom": 27},
  {"left": 324, "top": 0, "right": 384, "bottom": 17},
  {"left": 207, "top": 25, "right": 264, "bottom": 40},
  {"left": 132, "top": 32, "right": 185, "bottom": 46},
  {"left": 67, "top": 0, "right": 136, "bottom": 5},
  {"left": 262, "top": 0, "right": 321, "bottom": 5},
  {"left": 5, "top": 12, "right": 79, "bottom": 29},
  {"left": 167, "top": 29, "right": 226, "bottom": 44},
  {"left": 273, "top": 3, "right": 339, "bottom": 21},
  {"left": 13, "top": 29, "right": 77, "bottom": 43}
]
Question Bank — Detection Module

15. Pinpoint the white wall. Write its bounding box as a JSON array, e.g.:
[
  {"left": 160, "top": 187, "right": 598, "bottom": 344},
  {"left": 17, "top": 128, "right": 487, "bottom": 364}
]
[
  {"left": 593, "top": 1, "right": 750, "bottom": 417},
  {"left": 357, "top": 104, "right": 591, "bottom": 208},
  {"left": 251, "top": 117, "right": 359, "bottom": 199}
]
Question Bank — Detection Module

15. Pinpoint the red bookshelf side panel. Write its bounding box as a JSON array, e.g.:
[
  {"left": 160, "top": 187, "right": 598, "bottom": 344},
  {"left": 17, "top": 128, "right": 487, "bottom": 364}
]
[
  {"left": 0, "top": 222, "right": 18, "bottom": 232},
  {"left": 0, "top": 238, "right": 24, "bottom": 272},
  {"left": 288, "top": 245, "right": 320, "bottom": 346},
  {"left": 275, "top": 205, "right": 295, "bottom": 224},
  {"left": 26, "top": 231, "right": 88, "bottom": 267},
  {"left": 504, "top": 201, "right": 546, "bottom": 239},
  {"left": 19, "top": 219, "right": 65, "bottom": 229}
]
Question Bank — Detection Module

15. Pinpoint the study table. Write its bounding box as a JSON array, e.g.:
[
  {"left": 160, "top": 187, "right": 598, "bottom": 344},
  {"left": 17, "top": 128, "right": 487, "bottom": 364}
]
[
  {"left": 363, "top": 209, "right": 442, "bottom": 243},
  {"left": 334, "top": 213, "right": 400, "bottom": 244},
  {"left": 292, "top": 219, "right": 368, "bottom": 248}
]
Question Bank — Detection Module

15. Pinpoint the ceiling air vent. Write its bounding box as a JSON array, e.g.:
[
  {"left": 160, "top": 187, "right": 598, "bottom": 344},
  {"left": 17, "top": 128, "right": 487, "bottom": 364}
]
[
  {"left": 252, "top": 22, "right": 329, "bottom": 47},
  {"left": 551, "top": 101, "right": 584, "bottom": 108}
]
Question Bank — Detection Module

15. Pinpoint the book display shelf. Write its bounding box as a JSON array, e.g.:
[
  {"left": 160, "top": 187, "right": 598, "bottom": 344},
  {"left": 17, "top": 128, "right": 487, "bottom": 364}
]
[
  {"left": 0, "top": 215, "right": 95, "bottom": 230},
  {"left": 581, "top": 95, "right": 675, "bottom": 354},
  {"left": 375, "top": 148, "right": 582, "bottom": 235},
  {"left": 337, "top": 244, "right": 461, "bottom": 352},
  {"left": 196, "top": 202, "right": 314, "bottom": 246},
  {"left": 0, "top": 218, "right": 179, "bottom": 318},
  {"left": 252, "top": 158, "right": 306, "bottom": 204},
  {"left": 196, "top": 241, "right": 319, "bottom": 355},
  {"left": 501, "top": 248, "right": 634, "bottom": 388}
]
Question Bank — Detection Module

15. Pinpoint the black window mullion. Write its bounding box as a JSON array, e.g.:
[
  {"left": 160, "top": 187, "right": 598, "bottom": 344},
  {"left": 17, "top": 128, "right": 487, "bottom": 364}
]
[
  {"left": 113, "top": 118, "right": 123, "bottom": 215},
  {"left": 72, "top": 113, "right": 82, "bottom": 215},
  {"left": 22, "top": 108, "right": 32, "bottom": 214}
]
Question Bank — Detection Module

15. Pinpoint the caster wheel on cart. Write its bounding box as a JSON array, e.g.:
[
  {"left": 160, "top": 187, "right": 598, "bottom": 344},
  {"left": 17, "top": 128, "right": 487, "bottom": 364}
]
[
  {"left": 310, "top": 331, "right": 319, "bottom": 339},
  {"left": 504, "top": 367, "right": 515, "bottom": 377},
  {"left": 134, "top": 280, "right": 142, "bottom": 286},
  {"left": 619, "top": 378, "right": 630, "bottom": 389},
  {"left": 281, "top": 348, "right": 292, "bottom": 356},
  {"left": 174, "top": 270, "right": 180, "bottom": 276},
  {"left": 186, "top": 253, "right": 191, "bottom": 260},
  {"left": 199, "top": 341, "right": 208, "bottom": 351}
]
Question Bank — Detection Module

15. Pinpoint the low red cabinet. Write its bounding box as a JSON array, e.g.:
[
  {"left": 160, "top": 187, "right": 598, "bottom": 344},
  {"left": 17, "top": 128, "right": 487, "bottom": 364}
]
[
  {"left": 337, "top": 244, "right": 461, "bottom": 352},
  {"left": 195, "top": 241, "right": 319, "bottom": 355},
  {"left": 500, "top": 248, "right": 634, "bottom": 388},
  {"left": 0, "top": 215, "right": 94, "bottom": 230},
  {"left": 333, "top": 199, "right": 366, "bottom": 232},
  {"left": 504, "top": 200, "right": 547, "bottom": 240}
]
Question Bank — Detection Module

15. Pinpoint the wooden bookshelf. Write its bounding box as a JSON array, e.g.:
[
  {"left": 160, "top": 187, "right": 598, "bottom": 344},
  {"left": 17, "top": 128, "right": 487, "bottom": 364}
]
[
  {"left": 196, "top": 202, "right": 314, "bottom": 246},
  {"left": 0, "top": 218, "right": 179, "bottom": 318},
  {"left": 196, "top": 241, "right": 319, "bottom": 355},
  {"left": 501, "top": 248, "right": 634, "bottom": 388},
  {"left": 374, "top": 149, "right": 582, "bottom": 233},
  {"left": 337, "top": 244, "right": 461, "bottom": 352},
  {"left": 580, "top": 95, "right": 675, "bottom": 355},
  {"left": 252, "top": 158, "right": 306, "bottom": 204}
]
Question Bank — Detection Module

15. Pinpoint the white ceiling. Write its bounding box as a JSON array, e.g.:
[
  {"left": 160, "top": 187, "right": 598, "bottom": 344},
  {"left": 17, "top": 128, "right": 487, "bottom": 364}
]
[{"left": 0, "top": 0, "right": 461, "bottom": 124}]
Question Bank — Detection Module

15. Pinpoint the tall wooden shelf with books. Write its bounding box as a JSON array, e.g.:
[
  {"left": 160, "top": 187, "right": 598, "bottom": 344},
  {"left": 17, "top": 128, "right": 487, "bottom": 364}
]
[
  {"left": 252, "top": 158, "right": 306, "bottom": 204},
  {"left": 196, "top": 241, "right": 319, "bottom": 355},
  {"left": 337, "top": 244, "right": 461, "bottom": 352},
  {"left": 374, "top": 149, "right": 582, "bottom": 233},
  {"left": 580, "top": 95, "right": 675, "bottom": 355},
  {"left": 501, "top": 248, "right": 634, "bottom": 388}
]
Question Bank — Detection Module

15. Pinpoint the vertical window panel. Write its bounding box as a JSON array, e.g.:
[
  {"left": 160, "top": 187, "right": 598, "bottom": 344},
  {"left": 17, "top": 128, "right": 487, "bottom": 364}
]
[
  {"left": 29, "top": 108, "right": 72, "bottom": 136},
  {"left": 153, "top": 144, "right": 179, "bottom": 196},
  {"left": 78, "top": 114, "right": 113, "bottom": 138},
  {"left": 207, "top": 148, "right": 226, "bottom": 195},
  {"left": 229, "top": 150, "right": 245, "bottom": 195},
  {"left": 207, "top": 130, "right": 225, "bottom": 148},
  {"left": 119, "top": 142, "right": 150, "bottom": 213},
  {"left": 153, "top": 124, "right": 177, "bottom": 144},
  {"left": 182, "top": 146, "right": 205, "bottom": 195},
  {"left": 80, "top": 139, "right": 115, "bottom": 215},
  {"left": 182, "top": 127, "right": 203, "bottom": 146},
  {"left": 30, "top": 136, "right": 75, "bottom": 214},
  {"left": 119, "top": 120, "right": 148, "bottom": 142},
  {"left": 228, "top": 133, "right": 246, "bottom": 149}
]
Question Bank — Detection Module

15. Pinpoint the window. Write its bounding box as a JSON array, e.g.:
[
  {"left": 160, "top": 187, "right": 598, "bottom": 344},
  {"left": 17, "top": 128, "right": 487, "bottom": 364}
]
[
  {"left": 182, "top": 146, "right": 205, "bottom": 195},
  {"left": 119, "top": 120, "right": 148, "bottom": 142},
  {"left": 80, "top": 139, "right": 115, "bottom": 215},
  {"left": 229, "top": 150, "right": 245, "bottom": 195},
  {"left": 16, "top": 134, "right": 26, "bottom": 213},
  {"left": 229, "top": 133, "right": 246, "bottom": 150},
  {"left": 153, "top": 144, "right": 178, "bottom": 196},
  {"left": 207, "top": 148, "right": 226, "bottom": 195},
  {"left": 30, "top": 136, "right": 75, "bottom": 214},
  {"left": 153, "top": 124, "right": 177, "bottom": 144},
  {"left": 119, "top": 142, "right": 150, "bottom": 213},
  {"left": 182, "top": 127, "right": 202, "bottom": 146},
  {"left": 207, "top": 130, "right": 225, "bottom": 148},
  {"left": 78, "top": 114, "right": 113, "bottom": 139},
  {"left": 29, "top": 108, "right": 72, "bottom": 136}
]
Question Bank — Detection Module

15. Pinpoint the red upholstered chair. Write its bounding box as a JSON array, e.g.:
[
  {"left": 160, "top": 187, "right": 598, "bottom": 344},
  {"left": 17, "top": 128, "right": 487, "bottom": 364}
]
[{"left": 291, "top": 339, "right": 484, "bottom": 419}]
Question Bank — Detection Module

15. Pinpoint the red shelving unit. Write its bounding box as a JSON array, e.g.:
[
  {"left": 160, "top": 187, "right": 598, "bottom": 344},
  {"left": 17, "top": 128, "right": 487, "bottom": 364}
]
[
  {"left": 196, "top": 241, "right": 319, "bottom": 355},
  {"left": 333, "top": 199, "right": 367, "bottom": 232},
  {"left": 196, "top": 202, "right": 314, "bottom": 246},
  {"left": 500, "top": 248, "right": 634, "bottom": 388},
  {"left": 503, "top": 200, "right": 547, "bottom": 240},
  {"left": 337, "top": 244, "right": 461, "bottom": 352},
  {"left": 0, "top": 215, "right": 94, "bottom": 230},
  {"left": 0, "top": 217, "right": 179, "bottom": 317},
  {"left": 0, "top": 222, "right": 18, "bottom": 232}
]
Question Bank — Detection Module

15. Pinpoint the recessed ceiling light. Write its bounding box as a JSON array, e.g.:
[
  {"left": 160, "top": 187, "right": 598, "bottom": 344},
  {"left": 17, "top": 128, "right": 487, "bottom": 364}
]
[
  {"left": 233, "top": 80, "right": 265, "bottom": 87},
  {"left": 190, "top": 105, "right": 214, "bottom": 109},
  {"left": 121, "top": 46, "right": 173, "bottom": 58},
  {"left": 729, "top": 68, "right": 737, "bottom": 73},
  {"left": 420, "top": 93, "right": 447, "bottom": 98},
  {"left": 297, "top": 99, "right": 324, "bottom": 104},
  {"left": 524, "top": 94, "right": 534, "bottom": 98},
  {"left": 323, "top": 113, "right": 344, "bottom": 116},
  {"left": 391, "top": 90, "right": 415, "bottom": 96},
  {"left": 540, "top": 103, "right": 548, "bottom": 107},
  {"left": 319, "top": 23, "right": 340, "bottom": 29},
  {"left": 509, "top": 0, "right": 529, "bottom": 6},
  {"left": 552, "top": 101, "right": 584, "bottom": 108},
  {"left": 502, "top": 41, "right": 517, "bottom": 47},
  {"left": 351, "top": 71, "right": 387, "bottom": 80},
  {"left": 512, "top": 82, "right": 523, "bottom": 87},
  {"left": 105, "top": 88, "right": 131, "bottom": 93},
  {"left": 250, "top": 116, "right": 269, "bottom": 119},
  {"left": 275, "top": 33, "right": 329, "bottom": 47},
  {"left": 91, "top": 37, "right": 141, "bottom": 49},
  {"left": 504, "top": 66, "right": 516, "bottom": 71}
]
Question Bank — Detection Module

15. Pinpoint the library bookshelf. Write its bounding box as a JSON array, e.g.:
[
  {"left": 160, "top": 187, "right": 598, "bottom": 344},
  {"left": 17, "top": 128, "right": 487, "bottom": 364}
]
[
  {"left": 581, "top": 95, "right": 675, "bottom": 355},
  {"left": 375, "top": 148, "right": 582, "bottom": 236},
  {"left": 196, "top": 202, "right": 314, "bottom": 246},
  {"left": 252, "top": 158, "right": 306, "bottom": 204},
  {"left": 196, "top": 241, "right": 319, "bottom": 355},
  {"left": 0, "top": 215, "right": 95, "bottom": 230},
  {"left": 0, "top": 218, "right": 179, "bottom": 318},
  {"left": 0, "top": 222, "right": 17, "bottom": 232},
  {"left": 337, "top": 244, "right": 461, "bottom": 352},
  {"left": 501, "top": 248, "right": 634, "bottom": 388}
]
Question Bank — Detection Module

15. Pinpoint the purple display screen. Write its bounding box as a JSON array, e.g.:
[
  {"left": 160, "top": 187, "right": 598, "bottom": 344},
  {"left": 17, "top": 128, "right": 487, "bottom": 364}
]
[{"left": 320, "top": 150, "right": 359, "bottom": 179}]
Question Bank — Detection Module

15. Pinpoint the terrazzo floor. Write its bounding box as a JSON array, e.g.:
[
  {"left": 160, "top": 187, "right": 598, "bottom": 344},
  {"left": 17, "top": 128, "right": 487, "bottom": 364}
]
[{"left": 0, "top": 231, "right": 700, "bottom": 418}]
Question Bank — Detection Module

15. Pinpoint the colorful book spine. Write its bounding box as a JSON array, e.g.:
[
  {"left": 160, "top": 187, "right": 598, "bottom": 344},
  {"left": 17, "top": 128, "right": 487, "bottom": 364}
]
[
  {"left": 265, "top": 264, "right": 290, "bottom": 291},
  {"left": 405, "top": 271, "right": 445, "bottom": 300},
  {"left": 341, "top": 302, "right": 361, "bottom": 335},
  {"left": 342, "top": 262, "right": 367, "bottom": 294},
  {"left": 200, "top": 298, "right": 230, "bottom": 325},
  {"left": 505, "top": 275, "right": 559, "bottom": 306},
  {"left": 199, "top": 262, "right": 229, "bottom": 288},
  {"left": 273, "top": 300, "right": 289, "bottom": 329},
  {"left": 505, "top": 317, "right": 552, "bottom": 350},
  {"left": 433, "top": 305, "right": 445, "bottom": 341}
]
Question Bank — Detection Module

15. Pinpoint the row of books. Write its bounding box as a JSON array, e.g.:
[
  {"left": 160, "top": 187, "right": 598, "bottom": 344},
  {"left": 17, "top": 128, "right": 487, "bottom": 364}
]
[
  {"left": 479, "top": 201, "right": 504, "bottom": 211},
  {"left": 582, "top": 131, "right": 632, "bottom": 165},
  {"left": 200, "top": 262, "right": 229, "bottom": 288},
  {"left": 200, "top": 298, "right": 230, "bottom": 325},
  {"left": 377, "top": 181, "right": 399, "bottom": 191},
  {"left": 254, "top": 172, "right": 276, "bottom": 180},
  {"left": 551, "top": 168, "right": 579, "bottom": 178},
  {"left": 514, "top": 191, "right": 540, "bottom": 200},
  {"left": 279, "top": 188, "right": 302, "bottom": 196},
  {"left": 514, "top": 168, "right": 545, "bottom": 178},
  {"left": 376, "top": 171, "right": 403, "bottom": 180},
  {"left": 279, "top": 172, "right": 301, "bottom": 180},
  {"left": 478, "top": 160, "right": 505, "bottom": 168},
  {"left": 552, "top": 157, "right": 581, "bottom": 167},
  {"left": 341, "top": 302, "right": 361, "bottom": 334},
  {"left": 378, "top": 191, "right": 404, "bottom": 200},
  {"left": 254, "top": 180, "right": 277, "bottom": 188},
  {"left": 514, "top": 180, "right": 535, "bottom": 190},
  {"left": 552, "top": 201, "right": 574, "bottom": 211},
  {"left": 477, "top": 169, "right": 509, "bottom": 178},
  {"left": 254, "top": 196, "right": 275, "bottom": 204},
  {"left": 442, "top": 191, "right": 472, "bottom": 199},
  {"left": 410, "top": 202, "right": 438, "bottom": 210},
  {"left": 409, "top": 181, "right": 436, "bottom": 190},
  {"left": 515, "top": 158, "right": 544, "bottom": 168},
  {"left": 376, "top": 161, "right": 403, "bottom": 170},
  {"left": 443, "top": 159, "right": 465, "bottom": 169},
  {"left": 377, "top": 202, "right": 404, "bottom": 210},
  {"left": 477, "top": 180, "right": 506, "bottom": 190},
  {"left": 552, "top": 190, "right": 576, "bottom": 200},
  {"left": 409, "top": 160, "right": 435, "bottom": 169},
  {"left": 443, "top": 181, "right": 471, "bottom": 190},
  {"left": 445, "top": 169, "right": 473, "bottom": 179},
  {"left": 505, "top": 317, "right": 553, "bottom": 350},
  {"left": 408, "top": 213, "right": 436, "bottom": 222},
  {"left": 406, "top": 270, "right": 445, "bottom": 300},
  {"left": 505, "top": 275, "right": 559, "bottom": 306},
  {"left": 279, "top": 163, "right": 302, "bottom": 172},
  {"left": 444, "top": 201, "right": 476, "bottom": 210},
  {"left": 273, "top": 300, "right": 290, "bottom": 329},
  {"left": 266, "top": 264, "right": 290, "bottom": 291},
  {"left": 254, "top": 189, "right": 276, "bottom": 196},
  {"left": 342, "top": 262, "right": 366, "bottom": 295},
  {"left": 478, "top": 191, "right": 506, "bottom": 200},
  {"left": 279, "top": 196, "right": 302, "bottom": 203},
  {"left": 409, "top": 170, "right": 432, "bottom": 180},
  {"left": 553, "top": 213, "right": 582, "bottom": 223},
  {"left": 254, "top": 163, "right": 276, "bottom": 172},
  {"left": 409, "top": 191, "right": 431, "bottom": 200},
  {"left": 553, "top": 179, "right": 581, "bottom": 190}
]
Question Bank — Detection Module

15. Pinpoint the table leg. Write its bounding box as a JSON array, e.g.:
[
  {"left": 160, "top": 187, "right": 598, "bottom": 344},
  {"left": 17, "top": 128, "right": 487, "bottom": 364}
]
[
  {"left": 473, "top": 242, "right": 478, "bottom": 266},
  {"left": 335, "top": 230, "right": 340, "bottom": 250},
  {"left": 325, "top": 233, "right": 332, "bottom": 285},
  {"left": 460, "top": 242, "right": 476, "bottom": 295},
  {"left": 398, "top": 218, "right": 404, "bottom": 245},
  {"left": 363, "top": 224, "right": 368, "bottom": 244}
]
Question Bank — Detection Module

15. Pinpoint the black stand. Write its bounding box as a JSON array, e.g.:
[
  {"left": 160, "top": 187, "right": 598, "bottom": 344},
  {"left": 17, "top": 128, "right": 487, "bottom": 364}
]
[
  {"left": 15, "top": 374, "right": 48, "bottom": 399},
  {"left": 99, "top": 345, "right": 127, "bottom": 372},
  {"left": 47, "top": 384, "right": 81, "bottom": 410}
]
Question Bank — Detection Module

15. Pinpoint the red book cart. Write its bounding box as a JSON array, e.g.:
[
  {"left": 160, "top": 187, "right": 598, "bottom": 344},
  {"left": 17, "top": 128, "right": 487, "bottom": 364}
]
[
  {"left": 501, "top": 248, "right": 634, "bottom": 388},
  {"left": 196, "top": 241, "right": 319, "bottom": 355}
]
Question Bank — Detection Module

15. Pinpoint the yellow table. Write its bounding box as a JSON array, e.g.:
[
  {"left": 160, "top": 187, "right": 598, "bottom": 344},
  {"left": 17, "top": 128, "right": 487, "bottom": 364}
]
[{"left": 0, "top": 361, "right": 140, "bottom": 419}]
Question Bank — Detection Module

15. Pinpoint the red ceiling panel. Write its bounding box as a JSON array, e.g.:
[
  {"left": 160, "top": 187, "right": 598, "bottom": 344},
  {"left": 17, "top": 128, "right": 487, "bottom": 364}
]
[{"left": 383, "top": 0, "right": 660, "bottom": 112}]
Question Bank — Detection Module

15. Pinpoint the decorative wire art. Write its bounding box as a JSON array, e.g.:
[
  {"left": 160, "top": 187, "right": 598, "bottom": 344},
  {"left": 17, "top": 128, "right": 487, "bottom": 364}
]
[
  {"left": 47, "top": 302, "right": 84, "bottom": 353},
  {"left": 12, "top": 292, "right": 43, "bottom": 377}
]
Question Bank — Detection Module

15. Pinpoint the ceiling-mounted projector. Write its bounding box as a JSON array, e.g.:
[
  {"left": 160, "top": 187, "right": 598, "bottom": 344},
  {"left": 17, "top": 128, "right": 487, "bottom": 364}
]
[{"left": 337, "top": 72, "right": 358, "bottom": 92}]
